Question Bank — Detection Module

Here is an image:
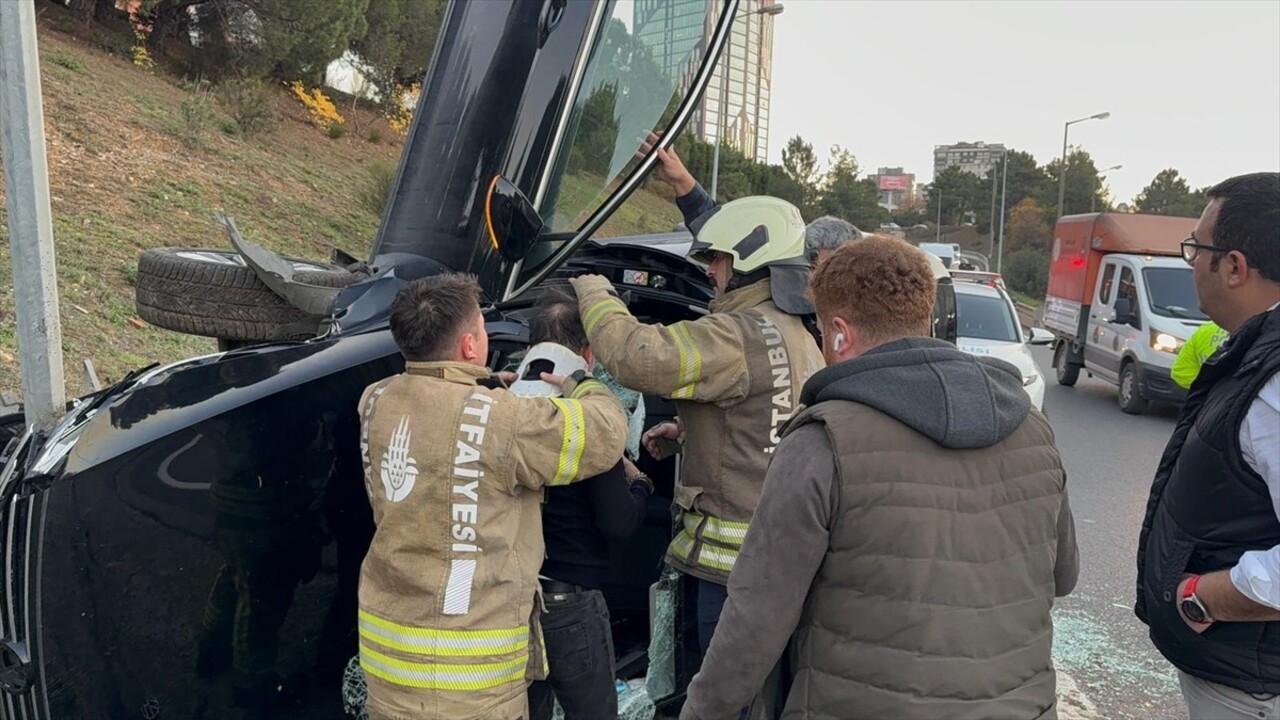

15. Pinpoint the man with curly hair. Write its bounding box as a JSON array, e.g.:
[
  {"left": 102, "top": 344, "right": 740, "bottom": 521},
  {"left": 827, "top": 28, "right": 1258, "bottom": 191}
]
[{"left": 681, "top": 237, "right": 1079, "bottom": 720}]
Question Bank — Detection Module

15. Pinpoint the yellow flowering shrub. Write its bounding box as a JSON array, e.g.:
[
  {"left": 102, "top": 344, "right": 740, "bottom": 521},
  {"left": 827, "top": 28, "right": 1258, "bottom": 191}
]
[
  {"left": 131, "top": 30, "right": 154, "bottom": 69},
  {"left": 386, "top": 82, "right": 420, "bottom": 135},
  {"left": 288, "top": 81, "right": 345, "bottom": 129}
]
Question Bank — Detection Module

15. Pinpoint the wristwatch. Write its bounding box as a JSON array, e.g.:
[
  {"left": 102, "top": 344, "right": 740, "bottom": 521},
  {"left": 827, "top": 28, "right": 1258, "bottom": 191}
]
[
  {"left": 627, "top": 471, "right": 655, "bottom": 495},
  {"left": 1179, "top": 574, "right": 1214, "bottom": 624}
]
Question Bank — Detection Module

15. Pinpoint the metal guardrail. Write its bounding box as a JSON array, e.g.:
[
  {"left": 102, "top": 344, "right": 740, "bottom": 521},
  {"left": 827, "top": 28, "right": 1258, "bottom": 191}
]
[{"left": 1015, "top": 301, "right": 1040, "bottom": 330}]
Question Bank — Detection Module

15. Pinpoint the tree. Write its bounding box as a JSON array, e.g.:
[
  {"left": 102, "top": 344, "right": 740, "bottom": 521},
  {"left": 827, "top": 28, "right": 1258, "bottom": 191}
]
[
  {"left": 986, "top": 149, "right": 1053, "bottom": 232},
  {"left": 818, "top": 148, "right": 887, "bottom": 230},
  {"left": 750, "top": 164, "right": 807, "bottom": 212},
  {"left": 139, "top": 0, "right": 370, "bottom": 81},
  {"left": 1004, "top": 249, "right": 1050, "bottom": 298},
  {"left": 781, "top": 135, "right": 820, "bottom": 212},
  {"left": 1005, "top": 198, "right": 1052, "bottom": 254},
  {"left": 1134, "top": 169, "right": 1208, "bottom": 218},
  {"left": 353, "top": 0, "right": 446, "bottom": 92},
  {"left": 927, "top": 165, "right": 985, "bottom": 226},
  {"left": 1043, "top": 147, "right": 1105, "bottom": 217}
]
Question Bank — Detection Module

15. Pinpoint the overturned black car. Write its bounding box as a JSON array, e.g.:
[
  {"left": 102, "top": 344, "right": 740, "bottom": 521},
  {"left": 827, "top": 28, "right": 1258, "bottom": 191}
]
[{"left": 0, "top": 2, "right": 955, "bottom": 718}]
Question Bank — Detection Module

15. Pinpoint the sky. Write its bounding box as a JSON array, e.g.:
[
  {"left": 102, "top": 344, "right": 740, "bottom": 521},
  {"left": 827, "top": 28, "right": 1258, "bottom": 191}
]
[{"left": 766, "top": 0, "right": 1280, "bottom": 205}]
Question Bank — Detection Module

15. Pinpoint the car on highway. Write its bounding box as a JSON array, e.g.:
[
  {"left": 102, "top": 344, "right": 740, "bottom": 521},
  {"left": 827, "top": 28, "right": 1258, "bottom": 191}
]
[{"left": 953, "top": 280, "right": 1053, "bottom": 411}]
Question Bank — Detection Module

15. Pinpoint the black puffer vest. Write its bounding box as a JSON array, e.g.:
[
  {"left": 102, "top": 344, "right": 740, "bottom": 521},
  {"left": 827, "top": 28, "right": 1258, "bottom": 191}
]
[{"left": 1136, "top": 306, "right": 1280, "bottom": 694}]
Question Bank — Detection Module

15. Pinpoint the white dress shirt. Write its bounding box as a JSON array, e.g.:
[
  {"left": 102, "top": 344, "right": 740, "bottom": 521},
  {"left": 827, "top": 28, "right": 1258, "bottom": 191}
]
[{"left": 1230, "top": 302, "right": 1280, "bottom": 609}]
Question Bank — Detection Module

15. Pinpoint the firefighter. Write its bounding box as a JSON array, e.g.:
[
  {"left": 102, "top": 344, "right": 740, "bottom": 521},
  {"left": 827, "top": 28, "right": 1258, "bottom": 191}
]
[
  {"left": 568, "top": 196, "right": 824, "bottom": 654},
  {"left": 357, "top": 273, "right": 627, "bottom": 720}
]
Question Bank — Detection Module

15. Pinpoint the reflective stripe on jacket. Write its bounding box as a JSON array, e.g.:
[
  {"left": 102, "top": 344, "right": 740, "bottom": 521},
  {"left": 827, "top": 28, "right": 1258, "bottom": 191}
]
[
  {"left": 573, "top": 275, "right": 823, "bottom": 584},
  {"left": 357, "top": 362, "right": 626, "bottom": 719}
]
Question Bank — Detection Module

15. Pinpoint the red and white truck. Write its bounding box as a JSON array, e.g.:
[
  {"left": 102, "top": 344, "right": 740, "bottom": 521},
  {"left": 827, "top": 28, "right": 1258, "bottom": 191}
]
[{"left": 1043, "top": 212, "right": 1205, "bottom": 414}]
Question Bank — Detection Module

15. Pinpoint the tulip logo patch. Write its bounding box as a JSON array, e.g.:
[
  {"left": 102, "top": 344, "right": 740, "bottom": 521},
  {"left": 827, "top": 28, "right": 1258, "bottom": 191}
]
[{"left": 380, "top": 415, "right": 418, "bottom": 503}]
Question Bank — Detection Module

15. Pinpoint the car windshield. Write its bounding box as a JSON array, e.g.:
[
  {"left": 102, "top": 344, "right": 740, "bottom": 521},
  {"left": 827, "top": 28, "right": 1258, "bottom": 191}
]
[
  {"left": 540, "top": 0, "right": 715, "bottom": 235},
  {"left": 1143, "top": 267, "right": 1209, "bottom": 320},
  {"left": 956, "top": 292, "right": 1020, "bottom": 343}
]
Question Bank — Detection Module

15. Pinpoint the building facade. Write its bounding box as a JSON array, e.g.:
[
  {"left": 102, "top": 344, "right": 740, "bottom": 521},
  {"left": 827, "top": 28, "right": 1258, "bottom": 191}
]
[
  {"left": 933, "top": 141, "right": 1007, "bottom": 179},
  {"left": 638, "top": 0, "right": 779, "bottom": 163}
]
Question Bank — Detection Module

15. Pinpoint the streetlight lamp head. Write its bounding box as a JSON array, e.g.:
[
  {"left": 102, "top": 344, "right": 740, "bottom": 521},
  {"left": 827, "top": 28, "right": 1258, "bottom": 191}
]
[
  {"left": 760, "top": 4, "right": 785, "bottom": 16},
  {"left": 1092, "top": 112, "right": 1111, "bottom": 120}
]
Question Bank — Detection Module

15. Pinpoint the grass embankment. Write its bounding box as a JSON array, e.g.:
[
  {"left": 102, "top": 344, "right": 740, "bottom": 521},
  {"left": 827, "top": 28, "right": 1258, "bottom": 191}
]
[{"left": 0, "top": 13, "right": 681, "bottom": 398}]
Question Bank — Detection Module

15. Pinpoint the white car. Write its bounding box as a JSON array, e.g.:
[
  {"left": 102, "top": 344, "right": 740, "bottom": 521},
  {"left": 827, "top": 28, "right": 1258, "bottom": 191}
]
[{"left": 953, "top": 281, "right": 1054, "bottom": 411}]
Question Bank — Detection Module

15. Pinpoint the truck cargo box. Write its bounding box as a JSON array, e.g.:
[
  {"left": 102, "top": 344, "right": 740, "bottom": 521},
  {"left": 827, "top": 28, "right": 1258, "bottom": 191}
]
[{"left": 1043, "top": 212, "right": 1196, "bottom": 340}]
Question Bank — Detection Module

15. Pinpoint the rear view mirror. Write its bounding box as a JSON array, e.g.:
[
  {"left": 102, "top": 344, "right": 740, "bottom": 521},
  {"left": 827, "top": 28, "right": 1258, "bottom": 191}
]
[
  {"left": 485, "top": 176, "right": 544, "bottom": 262},
  {"left": 1028, "top": 327, "right": 1054, "bottom": 346}
]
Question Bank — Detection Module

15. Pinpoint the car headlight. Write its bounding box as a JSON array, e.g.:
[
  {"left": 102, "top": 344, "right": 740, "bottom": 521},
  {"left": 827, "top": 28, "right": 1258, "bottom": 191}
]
[
  {"left": 1151, "top": 330, "right": 1184, "bottom": 353},
  {"left": 1023, "top": 373, "right": 1039, "bottom": 387}
]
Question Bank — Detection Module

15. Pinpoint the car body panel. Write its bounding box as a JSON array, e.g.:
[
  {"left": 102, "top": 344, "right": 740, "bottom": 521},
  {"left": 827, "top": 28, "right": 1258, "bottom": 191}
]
[{"left": 954, "top": 283, "right": 1046, "bottom": 411}]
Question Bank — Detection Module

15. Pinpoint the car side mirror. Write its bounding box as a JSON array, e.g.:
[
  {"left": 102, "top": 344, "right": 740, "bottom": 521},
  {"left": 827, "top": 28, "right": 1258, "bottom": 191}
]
[
  {"left": 485, "top": 176, "right": 544, "bottom": 262},
  {"left": 1027, "top": 327, "right": 1054, "bottom": 346}
]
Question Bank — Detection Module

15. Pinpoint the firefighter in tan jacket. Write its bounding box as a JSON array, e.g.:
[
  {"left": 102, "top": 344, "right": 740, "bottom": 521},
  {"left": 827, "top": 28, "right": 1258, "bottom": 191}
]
[
  {"left": 569, "top": 196, "right": 824, "bottom": 653},
  {"left": 358, "top": 274, "right": 627, "bottom": 720}
]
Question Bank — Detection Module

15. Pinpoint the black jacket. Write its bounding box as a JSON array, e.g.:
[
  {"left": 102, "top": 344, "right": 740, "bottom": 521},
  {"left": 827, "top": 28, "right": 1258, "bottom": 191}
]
[{"left": 1136, "top": 306, "right": 1280, "bottom": 694}]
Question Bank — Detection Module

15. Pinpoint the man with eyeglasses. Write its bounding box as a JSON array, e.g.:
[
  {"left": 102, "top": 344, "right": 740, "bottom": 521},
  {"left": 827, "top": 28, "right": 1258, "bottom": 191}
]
[{"left": 1137, "top": 172, "right": 1280, "bottom": 719}]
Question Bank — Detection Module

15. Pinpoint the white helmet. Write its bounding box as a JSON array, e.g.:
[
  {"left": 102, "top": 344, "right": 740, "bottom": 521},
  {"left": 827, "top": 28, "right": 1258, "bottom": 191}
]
[
  {"left": 509, "top": 342, "right": 589, "bottom": 397},
  {"left": 688, "top": 196, "right": 813, "bottom": 315}
]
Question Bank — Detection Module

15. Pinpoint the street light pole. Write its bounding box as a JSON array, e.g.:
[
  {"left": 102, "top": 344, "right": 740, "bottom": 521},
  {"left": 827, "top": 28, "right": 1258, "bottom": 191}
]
[
  {"left": 710, "top": 3, "right": 784, "bottom": 200},
  {"left": 987, "top": 149, "right": 1006, "bottom": 260},
  {"left": 996, "top": 156, "right": 1008, "bottom": 273},
  {"left": 1092, "top": 164, "right": 1122, "bottom": 212},
  {"left": 710, "top": 56, "right": 728, "bottom": 199},
  {"left": 935, "top": 188, "right": 943, "bottom": 243},
  {"left": 1056, "top": 111, "right": 1110, "bottom": 219}
]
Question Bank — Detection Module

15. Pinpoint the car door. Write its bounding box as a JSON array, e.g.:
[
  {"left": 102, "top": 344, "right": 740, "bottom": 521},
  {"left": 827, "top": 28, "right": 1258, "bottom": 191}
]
[
  {"left": 1084, "top": 259, "right": 1119, "bottom": 378},
  {"left": 1108, "top": 264, "right": 1145, "bottom": 365},
  {"left": 369, "top": 0, "right": 740, "bottom": 305}
]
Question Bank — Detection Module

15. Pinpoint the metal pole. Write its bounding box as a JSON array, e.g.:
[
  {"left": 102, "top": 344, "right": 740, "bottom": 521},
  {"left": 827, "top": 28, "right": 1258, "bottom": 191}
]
[
  {"left": 1, "top": 0, "right": 66, "bottom": 432},
  {"left": 997, "top": 155, "right": 1008, "bottom": 274},
  {"left": 935, "top": 188, "right": 942, "bottom": 243},
  {"left": 1056, "top": 121, "right": 1070, "bottom": 219},
  {"left": 988, "top": 154, "right": 1000, "bottom": 258},
  {"left": 710, "top": 54, "right": 728, "bottom": 200}
]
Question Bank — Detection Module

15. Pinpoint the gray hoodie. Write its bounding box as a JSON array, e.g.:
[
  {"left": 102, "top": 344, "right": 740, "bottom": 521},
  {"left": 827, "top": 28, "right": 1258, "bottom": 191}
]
[
  {"left": 681, "top": 337, "right": 1078, "bottom": 720},
  {"left": 800, "top": 336, "right": 1032, "bottom": 449}
]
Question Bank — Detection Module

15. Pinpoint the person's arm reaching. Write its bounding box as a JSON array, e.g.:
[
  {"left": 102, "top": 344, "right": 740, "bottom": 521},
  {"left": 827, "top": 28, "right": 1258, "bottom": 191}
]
[
  {"left": 680, "top": 424, "right": 836, "bottom": 720},
  {"left": 587, "top": 458, "right": 652, "bottom": 542},
  {"left": 640, "top": 132, "right": 716, "bottom": 228},
  {"left": 508, "top": 375, "right": 627, "bottom": 491},
  {"left": 570, "top": 275, "right": 749, "bottom": 403}
]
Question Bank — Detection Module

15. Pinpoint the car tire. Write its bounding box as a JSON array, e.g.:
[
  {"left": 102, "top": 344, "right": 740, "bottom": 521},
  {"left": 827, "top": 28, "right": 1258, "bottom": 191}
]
[
  {"left": 135, "top": 248, "right": 357, "bottom": 342},
  {"left": 1118, "top": 361, "right": 1149, "bottom": 415},
  {"left": 1054, "top": 342, "right": 1080, "bottom": 387}
]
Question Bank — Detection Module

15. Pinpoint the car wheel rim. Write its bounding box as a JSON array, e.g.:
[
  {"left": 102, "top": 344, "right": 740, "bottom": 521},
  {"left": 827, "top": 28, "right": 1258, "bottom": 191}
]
[{"left": 1121, "top": 371, "right": 1133, "bottom": 403}]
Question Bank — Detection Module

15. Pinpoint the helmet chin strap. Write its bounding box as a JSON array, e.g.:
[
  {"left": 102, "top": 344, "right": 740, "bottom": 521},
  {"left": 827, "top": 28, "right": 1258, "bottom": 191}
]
[{"left": 724, "top": 266, "right": 770, "bottom": 293}]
